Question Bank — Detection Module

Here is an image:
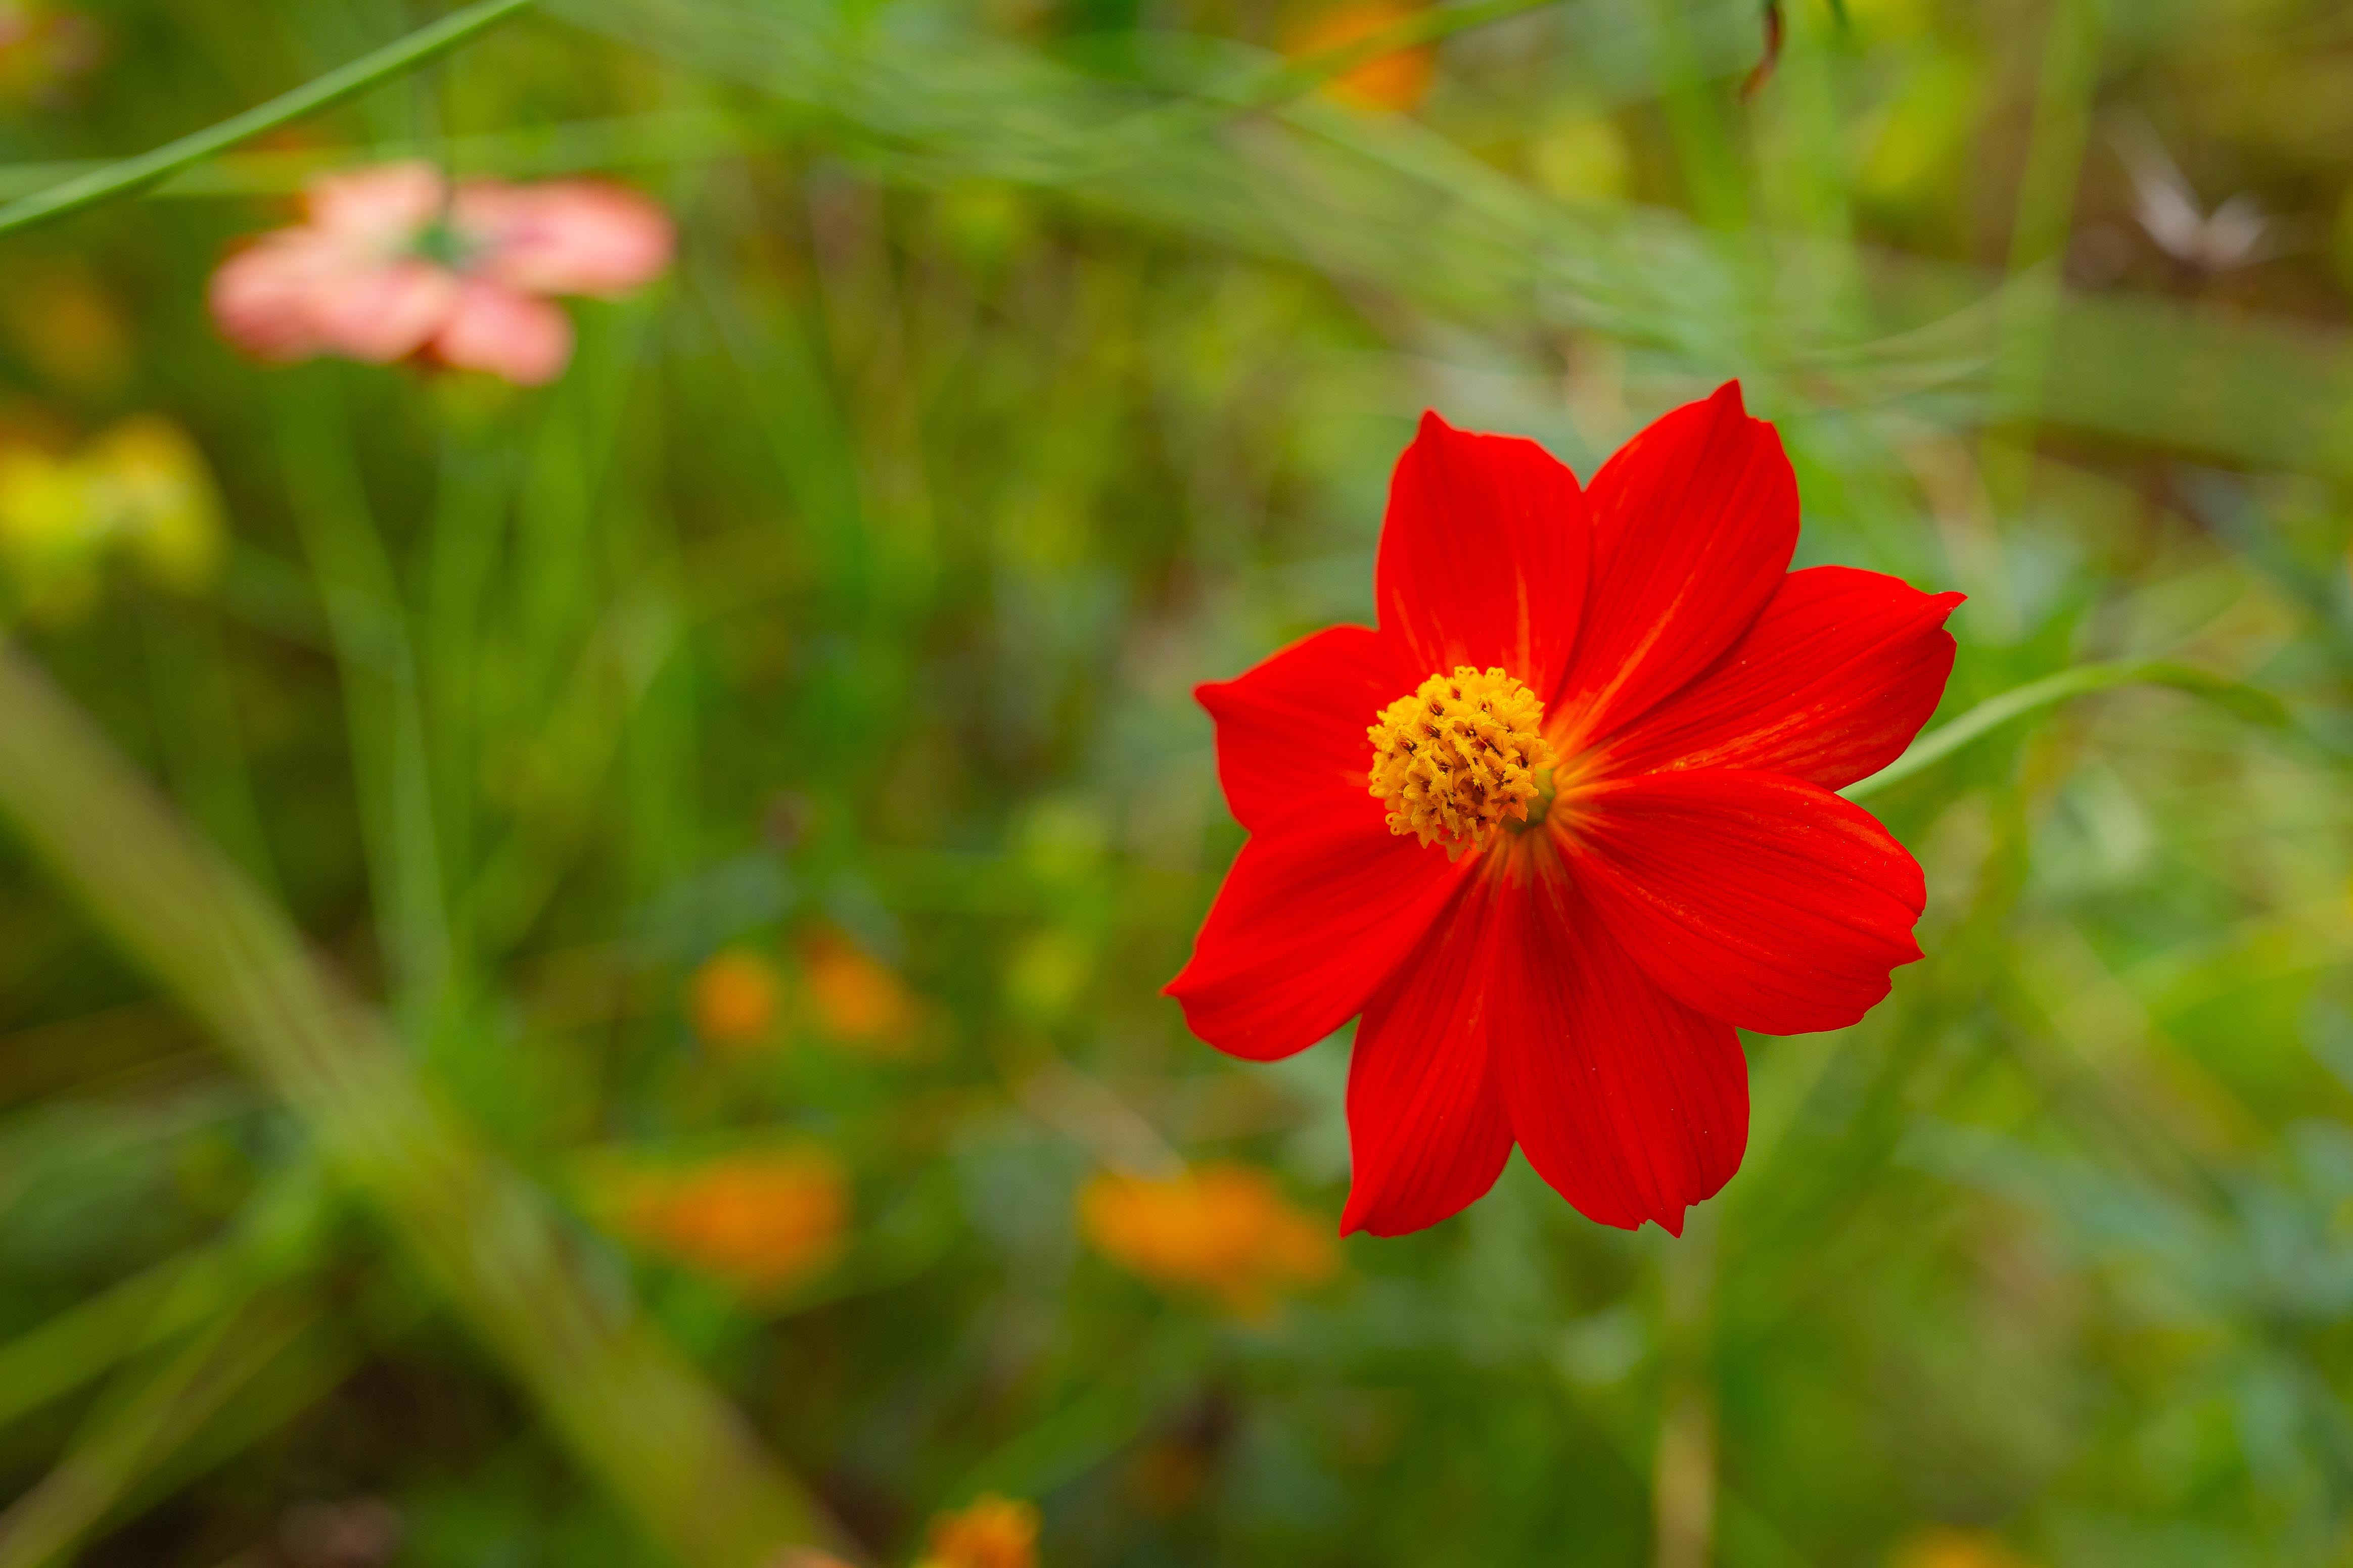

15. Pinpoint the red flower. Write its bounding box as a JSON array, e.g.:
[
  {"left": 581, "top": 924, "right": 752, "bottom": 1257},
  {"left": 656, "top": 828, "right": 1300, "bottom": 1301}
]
[{"left": 1166, "top": 384, "right": 1960, "bottom": 1237}]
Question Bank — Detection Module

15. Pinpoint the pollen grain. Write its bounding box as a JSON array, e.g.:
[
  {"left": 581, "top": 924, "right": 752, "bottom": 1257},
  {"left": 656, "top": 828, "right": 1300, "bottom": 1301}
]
[{"left": 1367, "top": 666, "right": 1551, "bottom": 851}]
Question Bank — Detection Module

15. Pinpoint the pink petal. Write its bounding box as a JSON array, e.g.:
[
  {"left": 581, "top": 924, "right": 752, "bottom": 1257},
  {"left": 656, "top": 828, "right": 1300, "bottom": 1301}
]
[
  {"left": 430, "top": 280, "right": 575, "bottom": 385},
  {"left": 209, "top": 232, "right": 349, "bottom": 361},
  {"left": 457, "top": 179, "right": 675, "bottom": 299},
  {"left": 306, "top": 160, "right": 446, "bottom": 246},
  {"left": 309, "top": 259, "right": 460, "bottom": 364}
]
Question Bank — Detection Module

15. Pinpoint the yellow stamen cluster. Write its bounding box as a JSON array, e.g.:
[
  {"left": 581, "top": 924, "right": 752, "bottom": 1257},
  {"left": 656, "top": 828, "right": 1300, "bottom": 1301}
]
[{"left": 1367, "top": 666, "right": 1551, "bottom": 851}]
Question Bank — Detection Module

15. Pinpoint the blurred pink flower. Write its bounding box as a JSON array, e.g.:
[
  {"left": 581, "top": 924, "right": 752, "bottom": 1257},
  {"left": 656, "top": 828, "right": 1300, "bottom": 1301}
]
[{"left": 208, "top": 161, "right": 673, "bottom": 386}]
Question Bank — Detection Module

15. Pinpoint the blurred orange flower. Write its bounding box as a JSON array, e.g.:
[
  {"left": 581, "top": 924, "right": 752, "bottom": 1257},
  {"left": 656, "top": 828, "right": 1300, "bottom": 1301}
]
[
  {"left": 600, "top": 1148, "right": 847, "bottom": 1298},
  {"left": 690, "top": 948, "right": 783, "bottom": 1051},
  {"left": 798, "top": 930, "right": 920, "bottom": 1054},
  {"left": 210, "top": 161, "right": 673, "bottom": 386},
  {"left": 1080, "top": 1164, "right": 1337, "bottom": 1314},
  {"left": 1889, "top": 1528, "right": 2039, "bottom": 1568},
  {"left": 1284, "top": 1, "right": 1435, "bottom": 115},
  {"left": 915, "top": 1494, "right": 1038, "bottom": 1568}
]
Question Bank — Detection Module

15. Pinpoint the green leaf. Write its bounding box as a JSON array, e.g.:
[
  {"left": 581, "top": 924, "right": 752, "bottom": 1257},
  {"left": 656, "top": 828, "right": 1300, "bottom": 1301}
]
[
  {"left": 0, "top": 0, "right": 535, "bottom": 239},
  {"left": 1841, "top": 659, "right": 2290, "bottom": 801}
]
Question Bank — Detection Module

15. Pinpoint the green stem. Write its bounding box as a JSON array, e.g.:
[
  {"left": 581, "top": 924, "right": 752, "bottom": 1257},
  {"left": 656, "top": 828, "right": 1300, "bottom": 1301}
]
[
  {"left": 0, "top": 1296, "right": 326, "bottom": 1568},
  {"left": 0, "top": 0, "right": 535, "bottom": 239},
  {"left": 1841, "top": 659, "right": 2286, "bottom": 801}
]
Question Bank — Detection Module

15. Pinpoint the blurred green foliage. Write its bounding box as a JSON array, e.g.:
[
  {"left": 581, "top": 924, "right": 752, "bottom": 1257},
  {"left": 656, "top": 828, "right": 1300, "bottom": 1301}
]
[{"left": 1, "top": 1, "right": 2352, "bottom": 1566}]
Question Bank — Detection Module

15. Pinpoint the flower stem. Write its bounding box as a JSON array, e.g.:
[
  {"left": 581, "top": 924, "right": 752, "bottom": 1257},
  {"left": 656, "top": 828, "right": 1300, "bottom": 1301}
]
[
  {"left": 1652, "top": 1209, "right": 1718, "bottom": 1568},
  {"left": 0, "top": 0, "right": 536, "bottom": 240}
]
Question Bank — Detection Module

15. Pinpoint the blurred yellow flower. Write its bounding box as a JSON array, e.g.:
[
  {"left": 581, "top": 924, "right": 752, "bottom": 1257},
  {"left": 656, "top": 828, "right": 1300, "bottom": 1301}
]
[
  {"left": 689, "top": 947, "right": 783, "bottom": 1051},
  {"left": 915, "top": 1494, "right": 1038, "bottom": 1568},
  {"left": 1530, "top": 110, "right": 1634, "bottom": 203},
  {"left": 1284, "top": 0, "right": 1435, "bottom": 115},
  {"left": 0, "top": 415, "right": 225, "bottom": 619},
  {"left": 1889, "top": 1527, "right": 2039, "bottom": 1568},
  {"left": 0, "top": 444, "right": 99, "bottom": 556},
  {"left": 1080, "top": 1163, "right": 1337, "bottom": 1315},
  {"left": 85, "top": 416, "right": 225, "bottom": 592},
  {"left": 798, "top": 929, "right": 921, "bottom": 1054},
  {"left": 598, "top": 1148, "right": 848, "bottom": 1299}
]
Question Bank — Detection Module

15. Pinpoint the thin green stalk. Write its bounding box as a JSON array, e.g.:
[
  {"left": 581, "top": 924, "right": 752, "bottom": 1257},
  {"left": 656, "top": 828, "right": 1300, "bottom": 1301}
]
[
  {"left": 0, "top": 0, "right": 534, "bottom": 238},
  {"left": 273, "top": 377, "right": 454, "bottom": 1036},
  {"left": 1977, "top": 0, "right": 2110, "bottom": 519},
  {"left": 0, "top": 1296, "right": 324, "bottom": 1568},
  {"left": 1841, "top": 659, "right": 2286, "bottom": 801},
  {"left": 0, "top": 1248, "right": 240, "bottom": 1432},
  {"left": 0, "top": 111, "right": 743, "bottom": 202},
  {"left": 0, "top": 641, "right": 850, "bottom": 1566}
]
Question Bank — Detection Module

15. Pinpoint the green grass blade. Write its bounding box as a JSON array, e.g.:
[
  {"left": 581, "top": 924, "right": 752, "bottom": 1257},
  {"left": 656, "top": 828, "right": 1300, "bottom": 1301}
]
[
  {"left": 0, "top": 0, "right": 535, "bottom": 239},
  {"left": 0, "top": 1296, "right": 323, "bottom": 1568},
  {"left": 1842, "top": 660, "right": 2289, "bottom": 802},
  {"left": 0, "top": 1248, "right": 241, "bottom": 1433},
  {"left": 0, "top": 641, "right": 852, "bottom": 1567}
]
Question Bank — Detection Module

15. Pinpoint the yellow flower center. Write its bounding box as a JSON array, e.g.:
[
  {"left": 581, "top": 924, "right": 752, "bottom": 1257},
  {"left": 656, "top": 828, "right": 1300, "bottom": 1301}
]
[{"left": 1367, "top": 666, "right": 1553, "bottom": 851}]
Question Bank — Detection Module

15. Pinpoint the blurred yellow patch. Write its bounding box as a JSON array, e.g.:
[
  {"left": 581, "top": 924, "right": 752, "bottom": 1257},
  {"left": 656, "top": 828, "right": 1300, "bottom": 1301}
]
[
  {"left": 0, "top": 415, "right": 224, "bottom": 619},
  {"left": 1284, "top": 1, "right": 1434, "bottom": 115},
  {"left": 1839, "top": 0, "right": 1937, "bottom": 41},
  {"left": 1853, "top": 55, "right": 1980, "bottom": 211},
  {"left": 85, "top": 417, "right": 225, "bottom": 592},
  {"left": 1889, "top": 1527, "right": 2039, "bottom": 1568},
  {"left": 1530, "top": 110, "right": 1633, "bottom": 203},
  {"left": 689, "top": 948, "right": 783, "bottom": 1051},
  {"left": 594, "top": 1148, "right": 847, "bottom": 1299},
  {"left": 1080, "top": 1163, "right": 1337, "bottom": 1315},
  {"left": 1003, "top": 929, "right": 1093, "bottom": 1025},
  {"left": 798, "top": 929, "right": 921, "bottom": 1054},
  {"left": 915, "top": 1494, "right": 1038, "bottom": 1568}
]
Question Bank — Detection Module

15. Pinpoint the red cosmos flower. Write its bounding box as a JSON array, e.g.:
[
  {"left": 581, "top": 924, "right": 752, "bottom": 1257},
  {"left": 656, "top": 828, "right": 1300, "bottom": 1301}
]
[{"left": 1167, "top": 384, "right": 1961, "bottom": 1237}]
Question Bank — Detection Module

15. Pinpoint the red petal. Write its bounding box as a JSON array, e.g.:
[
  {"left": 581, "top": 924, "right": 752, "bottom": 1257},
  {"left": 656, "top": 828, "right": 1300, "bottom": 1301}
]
[
  {"left": 1599, "top": 567, "right": 1964, "bottom": 789},
  {"left": 1340, "top": 876, "right": 1515, "bottom": 1236},
  {"left": 1374, "top": 412, "right": 1591, "bottom": 702},
  {"left": 1567, "top": 770, "right": 1925, "bottom": 1036},
  {"left": 1556, "top": 383, "right": 1797, "bottom": 747},
  {"left": 1198, "top": 624, "right": 1413, "bottom": 837},
  {"left": 1168, "top": 818, "right": 1468, "bottom": 1063},
  {"left": 1494, "top": 873, "right": 1747, "bottom": 1233}
]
